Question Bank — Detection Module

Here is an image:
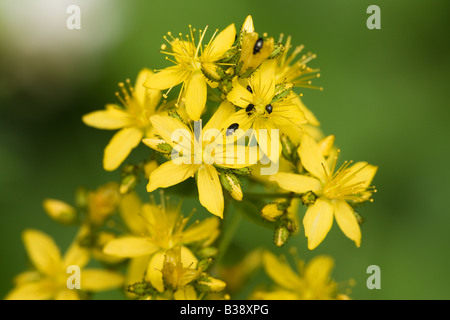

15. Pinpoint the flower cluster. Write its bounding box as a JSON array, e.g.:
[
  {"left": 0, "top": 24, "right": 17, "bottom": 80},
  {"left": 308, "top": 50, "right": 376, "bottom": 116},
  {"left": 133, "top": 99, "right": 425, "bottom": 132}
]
[{"left": 6, "top": 15, "right": 377, "bottom": 300}]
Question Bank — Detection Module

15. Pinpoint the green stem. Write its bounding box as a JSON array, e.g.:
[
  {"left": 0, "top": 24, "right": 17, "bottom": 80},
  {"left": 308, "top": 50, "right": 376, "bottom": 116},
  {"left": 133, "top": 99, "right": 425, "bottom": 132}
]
[
  {"left": 244, "top": 192, "right": 297, "bottom": 199},
  {"left": 215, "top": 202, "right": 242, "bottom": 265}
]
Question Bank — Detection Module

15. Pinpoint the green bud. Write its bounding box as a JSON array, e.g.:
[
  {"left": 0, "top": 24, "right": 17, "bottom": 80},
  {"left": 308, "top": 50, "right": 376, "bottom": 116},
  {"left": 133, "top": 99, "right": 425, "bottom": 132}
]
[
  {"left": 274, "top": 226, "right": 290, "bottom": 247},
  {"left": 301, "top": 191, "right": 317, "bottom": 206},
  {"left": 218, "top": 170, "right": 243, "bottom": 201},
  {"left": 195, "top": 276, "right": 227, "bottom": 293}
]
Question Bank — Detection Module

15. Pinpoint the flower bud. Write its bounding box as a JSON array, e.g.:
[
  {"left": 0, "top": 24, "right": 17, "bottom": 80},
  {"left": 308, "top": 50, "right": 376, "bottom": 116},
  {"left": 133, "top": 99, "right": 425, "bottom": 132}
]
[
  {"left": 196, "top": 276, "right": 227, "bottom": 293},
  {"left": 42, "top": 199, "right": 77, "bottom": 225},
  {"left": 273, "top": 226, "right": 290, "bottom": 247},
  {"left": 301, "top": 191, "right": 317, "bottom": 206},
  {"left": 218, "top": 171, "right": 243, "bottom": 201},
  {"left": 261, "top": 203, "right": 284, "bottom": 221}
]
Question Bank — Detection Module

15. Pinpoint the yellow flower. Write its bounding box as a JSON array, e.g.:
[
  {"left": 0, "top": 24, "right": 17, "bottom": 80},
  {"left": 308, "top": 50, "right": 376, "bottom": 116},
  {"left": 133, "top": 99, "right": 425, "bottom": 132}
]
[
  {"left": 5, "top": 229, "right": 124, "bottom": 300},
  {"left": 103, "top": 192, "right": 219, "bottom": 293},
  {"left": 143, "top": 101, "right": 253, "bottom": 218},
  {"left": 144, "top": 24, "right": 236, "bottom": 120},
  {"left": 252, "top": 250, "right": 348, "bottom": 300},
  {"left": 82, "top": 68, "right": 162, "bottom": 171},
  {"left": 225, "top": 59, "right": 307, "bottom": 162},
  {"left": 275, "top": 34, "right": 322, "bottom": 91},
  {"left": 271, "top": 134, "right": 377, "bottom": 249},
  {"left": 237, "top": 15, "right": 274, "bottom": 76}
]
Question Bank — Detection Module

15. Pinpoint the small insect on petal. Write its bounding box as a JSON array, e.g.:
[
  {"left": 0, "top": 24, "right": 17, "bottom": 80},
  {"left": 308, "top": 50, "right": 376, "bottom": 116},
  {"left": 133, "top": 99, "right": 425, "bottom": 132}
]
[
  {"left": 265, "top": 104, "right": 273, "bottom": 114},
  {"left": 246, "top": 85, "right": 253, "bottom": 93},
  {"left": 246, "top": 104, "right": 255, "bottom": 116},
  {"left": 226, "top": 123, "right": 239, "bottom": 136},
  {"left": 253, "top": 37, "right": 264, "bottom": 54}
]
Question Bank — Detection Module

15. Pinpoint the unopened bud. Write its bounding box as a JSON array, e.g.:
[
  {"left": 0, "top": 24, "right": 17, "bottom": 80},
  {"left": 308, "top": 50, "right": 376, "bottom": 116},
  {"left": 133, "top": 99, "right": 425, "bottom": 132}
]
[
  {"left": 273, "top": 226, "right": 289, "bottom": 247},
  {"left": 301, "top": 191, "right": 317, "bottom": 206},
  {"left": 281, "top": 134, "right": 297, "bottom": 163},
  {"left": 219, "top": 171, "right": 243, "bottom": 201},
  {"left": 43, "top": 199, "right": 77, "bottom": 224},
  {"left": 196, "top": 276, "right": 227, "bottom": 292},
  {"left": 119, "top": 174, "right": 138, "bottom": 195},
  {"left": 261, "top": 203, "right": 284, "bottom": 222}
]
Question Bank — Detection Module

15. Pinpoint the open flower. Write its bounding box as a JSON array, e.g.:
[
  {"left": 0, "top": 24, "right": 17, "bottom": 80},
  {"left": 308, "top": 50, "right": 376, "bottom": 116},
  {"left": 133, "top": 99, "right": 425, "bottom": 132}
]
[
  {"left": 143, "top": 101, "right": 254, "bottom": 218},
  {"left": 144, "top": 24, "right": 236, "bottom": 120},
  {"left": 225, "top": 59, "right": 307, "bottom": 162},
  {"left": 251, "top": 250, "right": 351, "bottom": 300},
  {"left": 275, "top": 34, "right": 321, "bottom": 91},
  {"left": 271, "top": 134, "right": 377, "bottom": 249},
  {"left": 82, "top": 68, "right": 162, "bottom": 171},
  {"left": 103, "top": 192, "right": 219, "bottom": 293},
  {"left": 5, "top": 229, "right": 124, "bottom": 300}
]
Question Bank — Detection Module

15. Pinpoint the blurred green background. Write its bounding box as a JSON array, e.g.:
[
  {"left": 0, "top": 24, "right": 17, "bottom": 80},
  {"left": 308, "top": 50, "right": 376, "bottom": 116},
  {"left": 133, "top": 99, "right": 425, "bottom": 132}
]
[{"left": 1, "top": 0, "right": 450, "bottom": 300}]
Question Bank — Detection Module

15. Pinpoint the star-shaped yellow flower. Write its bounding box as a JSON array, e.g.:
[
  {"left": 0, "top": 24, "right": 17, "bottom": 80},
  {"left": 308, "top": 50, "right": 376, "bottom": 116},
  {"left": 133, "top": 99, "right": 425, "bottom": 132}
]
[
  {"left": 144, "top": 24, "right": 236, "bottom": 121},
  {"left": 103, "top": 192, "right": 219, "bottom": 293},
  {"left": 5, "top": 229, "right": 124, "bottom": 300},
  {"left": 82, "top": 68, "right": 162, "bottom": 171},
  {"left": 252, "top": 250, "right": 350, "bottom": 300},
  {"left": 271, "top": 134, "right": 377, "bottom": 249},
  {"left": 142, "top": 101, "right": 253, "bottom": 218},
  {"left": 225, "top": 59, "right": 307, "bottom": 163}
]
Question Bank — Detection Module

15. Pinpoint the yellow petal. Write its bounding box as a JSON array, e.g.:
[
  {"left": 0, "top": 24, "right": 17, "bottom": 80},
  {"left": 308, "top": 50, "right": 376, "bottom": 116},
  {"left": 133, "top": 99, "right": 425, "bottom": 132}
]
[
  {"left": 181, "top": 217, "right": 220, "bottom": 246},
  {"left": 332, "top": 199, "right": 361, "bottom": 247},
  {"left": 144, "top": 65, "right": 189, "bottom": 90},
  {"left": 270, "top": 172, "right": 321, "bottom": 194},
  {"left": 227, "top": 77, "right": 254, "bottom": 108},
  {"left": 82, "top": 105, "right": 133, "bottom": 130},
  {"left": 303, "top": 197, "right": 334, "bottom": 250},
  {"left": 292, "top": 94, "right": 320, "bottom": 126},
  {"left": 103, "top": 127, "right": 144, "bottom": 171},
  {"left": 241, "top": 15, "right": 254, "bottom": 33},
  {"left": 119, "top": 192, "right": 147, "bottom": 235},
  {"left": 173, "top": 285, "right": 198, "bottom": 300},
  {"left": 5, "top": 279, "right": 56, "bottom": 300},
  {"left": 125, "top": 256, "right": 151, "bottom": 289},
  {"left": 254, "top": 118, "right": 281, "bottom": 164},
  {"left": 103, "top": 236, "right": 159, "bottom": 258},
  {"left": 262, "top": 251, "right": 302, "bottom": 290},
  {"left": 54, "top": 289, "right": 80, "bottom": 300},
  {"left": 271, "top": 100, "right": 307, "bottom": 127},
  {"left": 63, "top": 241, "right": 90, "bottom": 269},
  {"left": 81, "top": 269, "right": 124, "bottom": 291},
  {"left": 304, "top": 255, "right": 335, "bottom": 288},
  {"left": 299, "top": 133, "right": 329, "bottom": 182},
  {"left": 203, "top": 24, "right": 236, "bottom": 62},
  {"left": 22, "top": 229, "right": 62, "bottom": 276},
  {"left": 134, "top": 68, "right": 162, "bottom": 111},
  {"left": 184, "top": 72, "right": 207, "bottom": 120},
  {"left": 203, "top": 100, "right": 236, "bottom": 132},
  {"left": 251, "top": 289, "right": 299, "bottom": 300},
  {"left": 146, "top": 251, "right": 165, "bottom": 293},
  {"left": 149, "top": 114, "right": 192, "bottom": 149},
  {"left": 147, "top": 160, "right": 199, "bottom": 192},
  {"left": 197, "top": 165, "right": 224, "bottom": 218},
  {"left": 251, "top": 60, "right": 276, "bottom": 103}
]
